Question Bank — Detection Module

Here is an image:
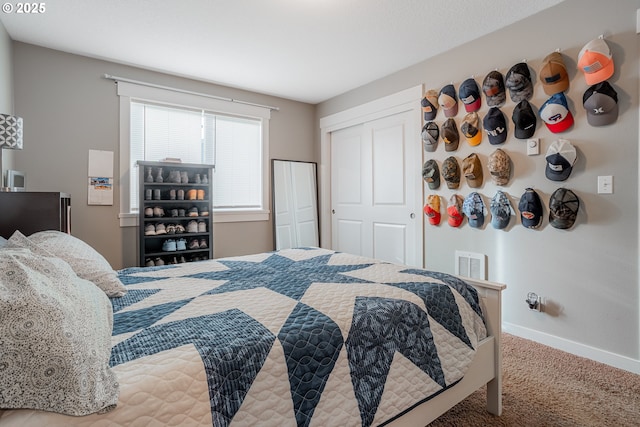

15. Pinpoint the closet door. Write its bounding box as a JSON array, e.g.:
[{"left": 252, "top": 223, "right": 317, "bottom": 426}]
[{"left": 330, "top": 110, "right": 419, "bottom": 266}]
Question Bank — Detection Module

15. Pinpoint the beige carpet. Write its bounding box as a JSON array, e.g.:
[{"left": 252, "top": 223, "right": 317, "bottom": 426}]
[{"left": 428, "top": 333, "right": 640, "bottom": 426}]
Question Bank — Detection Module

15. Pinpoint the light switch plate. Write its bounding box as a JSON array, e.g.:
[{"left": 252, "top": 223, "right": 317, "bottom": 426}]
[
  {"left": 598, "top": 175, "right": 613, "bottom": 194},
  {"left": 527, "top": 138, "right": 539, "bottom": 155}
]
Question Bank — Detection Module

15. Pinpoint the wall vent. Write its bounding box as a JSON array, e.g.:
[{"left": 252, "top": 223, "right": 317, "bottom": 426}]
[{"left": 455, "top": 251, "right": 486, "bottom": 280}]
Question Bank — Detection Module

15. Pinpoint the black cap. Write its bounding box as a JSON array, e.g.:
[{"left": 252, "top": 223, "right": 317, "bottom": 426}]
[
  {"left": 518, "top": 188, "right": 543, "bottom": 229},
  {"left": 512, "top": 100, "right": 537, "bottom": 139},
  {"left": 483, "top": 107, "right": 507, "bottom": 145},
  {"left": 549, "top": 188, "right": 579, "bottom": 229}
]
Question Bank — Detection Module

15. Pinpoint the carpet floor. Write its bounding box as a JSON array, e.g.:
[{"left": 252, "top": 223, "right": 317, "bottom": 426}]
[{"left": 428, "top": 333, "right": 640, "bottom": 426}]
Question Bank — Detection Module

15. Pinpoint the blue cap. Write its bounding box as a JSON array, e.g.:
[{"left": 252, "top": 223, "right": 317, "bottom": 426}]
[{"left": 462, "top": 192, "right": 486, "bottom": 228}]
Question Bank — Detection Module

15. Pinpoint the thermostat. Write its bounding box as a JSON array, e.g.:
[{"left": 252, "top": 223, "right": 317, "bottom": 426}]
[{"left": 527, "top": 138, "right": 539, "bottom": 156}]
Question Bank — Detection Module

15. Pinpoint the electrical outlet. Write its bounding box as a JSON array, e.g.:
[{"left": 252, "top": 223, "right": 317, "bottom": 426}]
[
  {"left": 527, "top": 138, "right": 539, "bottom": 156},
  {"left": 597, "top": 175, "right": 613, "bottom": 194}
]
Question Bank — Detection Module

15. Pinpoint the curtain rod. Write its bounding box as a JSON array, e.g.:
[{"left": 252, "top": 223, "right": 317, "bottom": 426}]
[{"left": 102, "top": 74, "right": 280, "bottom": 112}]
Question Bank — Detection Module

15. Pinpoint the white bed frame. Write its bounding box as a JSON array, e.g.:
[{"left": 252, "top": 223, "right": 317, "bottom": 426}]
[{"left": 387, "top": 277, "right": 506, "bottom": 426}]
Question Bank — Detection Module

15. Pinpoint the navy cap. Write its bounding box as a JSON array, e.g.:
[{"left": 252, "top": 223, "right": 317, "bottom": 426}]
[
  {"left": 438, "top": 84, "right": 458, "bottom": 117},
  {"left": 483, "top": 107, "right": 507, "bottom": 145},
  {"left": 458, "top": 78, "right": 481, "bottom": 112},
  {"left": 518, "top": 188, "right": 543, "bottom": 229}
]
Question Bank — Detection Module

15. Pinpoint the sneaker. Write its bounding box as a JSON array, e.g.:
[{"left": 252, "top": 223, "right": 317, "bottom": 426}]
[
  {"left": 145, "top": 189, "right": 152, "bottom": 200},
  {"left": 176, "top": 238, "right": 187, "bottom": 251},
  {"left": 186, "top": 189, "right": 197, "bottom": 200},
  {"left": 168, "top": 256, "right": 178, "bottom": 265},
  {"left": 145, "top": 258, "right": 155, "bottom": 267},
  {"left": 187, "top": 220, "right": 198, "bottom": 233},
  {"left": 188, "top": 207, "right": 199, "bottom": 217},
  {"left": 155, "top": 168, "right": 164, "bottom": 183},
  {"left": 144, "top": 223, "right": 156, "bottom": 235},
  {"left": 179, "top": 255, "right": 187, "bottom": 263},
  {"left": 197, "top": 189, "right": 205, "bottom": 200},
  {"left": 188, "top": 238, "right": 200, "bottom": 250},
  {"left": 199, "top": 207, "right": 209, "bottom": 216},
  {"left": 170, "top": 209, "right": 179, "bottom": 217},
  {"left": 162, "top": 239, "right": 177, "bottom": 252},
  {"left": 168, "top": 170, "right": 181, "bottom": 183},
  {"left": 202, "top": 174, "right": 208, "bottom": 184},
  {"left": 197, "top": 220, "right": 207, "bottom": 232},
  {"left": 199, "top": 239, "right": 208, "bottom": 249},
  {"left": 155, "top": 223, "right": 167, "bottom": 235},
  {"left": 145, "top": 207, "right": 154, "bottom": 217},
  {"left": 154, "top": 257, "right": 165, "bottom": 266},
  {"left": 180, "top": 171, "right": 189, "bottom": 184},
  {"left": 178, "top": 208, "right": 186, "bottom": 217},
  {"left": 195, "top": 174, "right": 202, "bottom": 184},
  {"left": 153, "top": 189, "right": 161, "bottom": 200},
  {"left": 165, "top": 224, "right": 176, "bottom": 234},
  {"left": 169, "top": 189, "right": 176, "bottom": 200},
  {"left": 177, "top": 189, "right": 185, "bottom": 200},
  {"left": 175, "top": 224, "right": 185, "bottom": 234},
  {"left": 153, "top": 207, "right": 165, "bottom": 217}
]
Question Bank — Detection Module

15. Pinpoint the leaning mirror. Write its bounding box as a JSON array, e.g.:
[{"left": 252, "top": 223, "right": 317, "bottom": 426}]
[{"left": 272, "top": 160, "right": 319, "bottom": 250}]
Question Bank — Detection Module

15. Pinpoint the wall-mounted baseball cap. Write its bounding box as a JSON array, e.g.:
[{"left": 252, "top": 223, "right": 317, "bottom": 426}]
[
  {"left": 461, "top": 112, "right": 482, "bottom": 146},
  {"left": 577, "top": 37, "right": 614, "bottom": 85},
  {"left": 539, "top": 92, "right": 574, "bottom": 133},
  {"left": 539, "top": 52, "right": 569, "bottom": 95},
  {"left": 442, "top": 118, "right": 459, "bottom": 152},
  {"left": 483, "top": 107, "right": 507, "bottom": 145},
  {"left": 462, "top": 153, "right": 483, "bottom": 188},
  {"left": 462, "top": 192, "right": 486, "bottom": 228},
  {"left": 512, "top": 99, "right": 537, "bottom": 139},
  {"left": 482, "top": 70, "right": 506, "bottom": 107},
  {"left": 458, "top": 78, "right": 481, "bottom": 112},
  {"left": 583, "top": 81, "right": 618, "bottom": 127},
  {"left": 545, "top": 139, "right": 577, "bottom": 181},
  {"left": 488, "top": 148, "right": 511, "bottom": 186},
  {"left": 505, "top": 62, "right": 533, "bottom": 103},
  {"left": 438, "top": 84, "right": 459, "bottom": 117},
  {"left": 442, "top": 156, "right": 461, "bottom": 189},
  {"left": 421, "top": 89, "right": 439, "bottom": 121},
  {"left": 447, "top": 194, "right": 465, "bottom": 227},
  {"left": 424, "top": 194, "right": 441, "bottom": 225},
  {"left": 549, "top": 188, "right": 579, "bottom": 229},
  {"left": 490, "top": 190, "right": 513, "bottom": 230},
  {"left": 422, "top": 159, "right": 440, "bottom": 190},
  {"left": 421, "top": 121, "right": 439, "bottom": 152},
  {"left": 518, "top": 188, "right": 543, "bottom": 229}
]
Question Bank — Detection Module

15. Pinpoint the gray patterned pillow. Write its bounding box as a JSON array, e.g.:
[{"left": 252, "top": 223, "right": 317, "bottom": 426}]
[
  {"left": 0, "top": 246, "right": 119, "bottom": 415},
  {"left": 17, "top": 230, "right": 127, "bottom": 297}
]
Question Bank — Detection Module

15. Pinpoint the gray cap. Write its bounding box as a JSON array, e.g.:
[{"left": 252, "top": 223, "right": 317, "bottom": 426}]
[
  {"left": 422, "top": 159, "right": 440, "bottom": 190},
  {"left": 421, "top": 121, "right": 439, "bottom": 152},
  {"left": 583, "top": 81, "right": 618, "bottom": 127}
]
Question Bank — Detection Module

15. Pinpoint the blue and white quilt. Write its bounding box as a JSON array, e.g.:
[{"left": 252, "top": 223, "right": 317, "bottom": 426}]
[{"left": 1, "top": 248, "right": 486, "bottom": 426}]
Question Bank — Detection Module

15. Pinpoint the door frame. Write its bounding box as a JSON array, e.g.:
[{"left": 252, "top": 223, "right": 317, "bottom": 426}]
[{"left": 319, "top": 85, "right": 424, "bottom": 265}]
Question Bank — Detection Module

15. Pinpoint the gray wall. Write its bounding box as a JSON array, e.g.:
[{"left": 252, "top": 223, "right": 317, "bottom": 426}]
[
  {"left": 317, "top": 0, "right": 640, "bottom": 367},
  {"left": 0, "top": 20, "right": 14, "bottom": 174},
  {"left": 12, "top": 42, "right": 317, "bottom": 269}
]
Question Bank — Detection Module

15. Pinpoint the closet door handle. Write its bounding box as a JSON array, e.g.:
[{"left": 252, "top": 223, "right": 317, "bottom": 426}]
[
  {"left": 410, "top": 213, "right": 415, "bottom": 219},
  {"left": 332, "top": 209, "right": 336, "bottom": 214}
]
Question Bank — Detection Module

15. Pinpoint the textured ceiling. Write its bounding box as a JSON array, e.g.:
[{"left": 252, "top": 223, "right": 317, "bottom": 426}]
[{"left": 0, "top": 0, "right": 563, "bottom": 103}]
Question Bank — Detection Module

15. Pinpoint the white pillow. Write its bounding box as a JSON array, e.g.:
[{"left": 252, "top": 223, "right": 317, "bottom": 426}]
[
  {"left": 20, "top": 230, "right": 127, "bottom": 297},
  {"left": 0, "top": 246, "right": 119, "bottom": 415}
]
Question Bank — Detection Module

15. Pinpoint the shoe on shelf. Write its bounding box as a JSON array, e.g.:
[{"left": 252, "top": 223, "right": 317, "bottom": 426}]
[
  {"left": 197, "top": 221, "right": 207, "bottom": 232},
  {"left": 168, "top": 256, "right": 178, "bottom": 265},
  {"left": 176, "top": 238, "right": 187, "bottom": 251},
  {"left": 145, "top": 207, "right": 154, "bottom": 217},
  {"left": 168, "top": 170, "right": 181, "bottom": 184},
  {"left": 175, "top": 224, "right": 185, "bottom": 234},
  {"left": 197, "top": 189, "right": 205, "bottom": 200},
  {"left": 145, "top": 258, "right": 155, "bottom": 267},
  {"left": 179, "top": 255, "right": 187, "bottom": 263},
  {"left": 153, "top": 206, "right": 165, "bottom": 217},
  {"left": 169, "top": 189, "right": 176, "bottom": 200},
  {"left": 180, "top": 171, "right": 189, "bottom": 184},
  {"left": 145, "top": 189, "right": 152, "bottom": 200},
  {"left": 155, "top": 223, "right": 167, "bottom": 235},
  {"left": 178, "top": 208, "right": 186, "bottom": 217},
  {"left": 199, "top": 207, "right": 209, "bottom": 216},
  {"left": 155, "top": 167, "right": 164, "bottom": 183},
  {"left": 187, "top": 220, "right": 198, "bottom": 233},
  {"left": 186, "top": 189, "right": 197, "bottom": 200},
  {"left": 154, "top": 257, "right": 165, "bottom": 266},
  {"left": 177, "top": 189, "right": 185, "bottom": 200},
  {"left": 165, "top": 224, "right": 176, "bottom": 234},
  {"left": 144, "top": 223, "right": 156, "bottom": 236},
  {"left": 188, "top": 207, "right": 199, "bottom": 217},
  {"left": 162, "top": 239, "right": 177, "bottom": 252},
  {"left": 195, "top": 174, "right": 202, "bottom": 184},
  {"left": 153, "top": 189, "right": 161, "bottom": 200},
  {"left": 199, "top": 239, "right": 208, "bottom": 249},
  {"left": 188, "top": 238, "right": 200, "bottom": 250},
  {"left": 202, "top": 174, "right": 208, "bottom": 184},
  {"left": 170, "top": 209, "right": 179, "bottom": 218}
]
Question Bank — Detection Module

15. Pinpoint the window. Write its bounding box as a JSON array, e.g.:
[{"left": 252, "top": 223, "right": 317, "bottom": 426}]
[{"left": 116, "top": 81, "right": 271, "bottom": 226}]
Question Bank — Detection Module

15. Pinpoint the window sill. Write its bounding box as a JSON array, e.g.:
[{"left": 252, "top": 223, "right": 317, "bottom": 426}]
[{"left": 119, "top": 210, "right": 270, "bottom": 227}]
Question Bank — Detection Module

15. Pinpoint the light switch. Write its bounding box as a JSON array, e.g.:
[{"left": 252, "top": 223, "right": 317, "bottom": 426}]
[
  {"left": 527, "top": 138, "right": 539, "bottom": 156},
  {"left": 598, "top": 175, "right": 613, "bottom": 194}
]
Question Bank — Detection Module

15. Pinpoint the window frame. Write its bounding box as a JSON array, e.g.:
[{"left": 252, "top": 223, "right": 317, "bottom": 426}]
[{"left": 117, "top": 81, "right": 271, "bottom": 227}]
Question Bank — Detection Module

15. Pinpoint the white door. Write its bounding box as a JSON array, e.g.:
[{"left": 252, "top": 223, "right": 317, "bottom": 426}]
[{"left": 330, "top": 110, "right": 420, "bottom": 266}]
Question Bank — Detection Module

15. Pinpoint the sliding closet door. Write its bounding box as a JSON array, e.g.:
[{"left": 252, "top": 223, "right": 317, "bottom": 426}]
[{"left": 330, "top": 110, "right": 419, "bottom": 266}]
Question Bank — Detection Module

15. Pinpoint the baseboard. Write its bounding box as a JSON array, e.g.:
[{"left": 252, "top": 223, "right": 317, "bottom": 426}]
[{"left": 503, "top": 322, "right": 640, "bottom": 375}]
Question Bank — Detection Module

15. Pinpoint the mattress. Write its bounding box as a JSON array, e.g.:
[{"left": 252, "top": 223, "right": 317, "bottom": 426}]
[{"left": 0, "top": 247, "right": 487, "bottom": 426}]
